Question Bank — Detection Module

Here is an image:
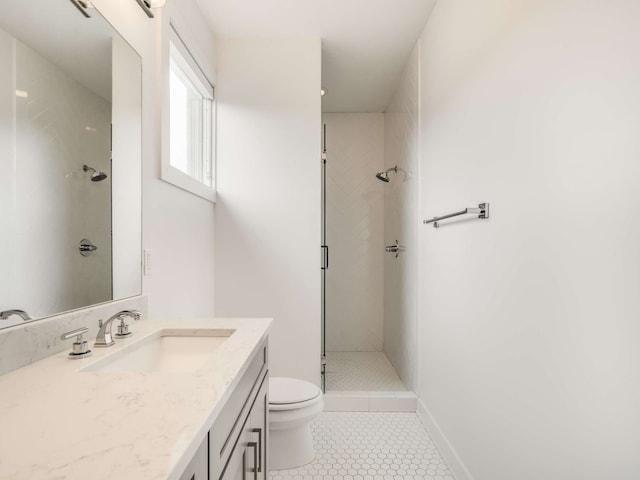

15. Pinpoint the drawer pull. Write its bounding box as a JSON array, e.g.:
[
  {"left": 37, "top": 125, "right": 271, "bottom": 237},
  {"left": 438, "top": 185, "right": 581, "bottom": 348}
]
[
  {"left": 242, "top": 450, "right": 247, "bottom": 480},
  {"left": 251, "top": 428, "right": 262, "bottom": 472},
  {"left": 247, "top": 442, "right": 258, "bottom": 480}
]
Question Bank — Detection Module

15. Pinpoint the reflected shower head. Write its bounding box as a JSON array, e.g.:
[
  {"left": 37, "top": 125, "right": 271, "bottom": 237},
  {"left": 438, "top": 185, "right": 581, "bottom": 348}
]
[
  {"left": 83, "top": 164, "right": 108, "bottom": 182},
  {"left": 376, "top": 171, "right": 391, "bottom": 182},
  {"left": 375, "top": 166, "right": 398, "bottom": 183}
]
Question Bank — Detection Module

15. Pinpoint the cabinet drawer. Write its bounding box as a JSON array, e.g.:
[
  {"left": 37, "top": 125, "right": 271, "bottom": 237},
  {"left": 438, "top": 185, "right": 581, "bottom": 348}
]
[{"left": 211, "top": 341, "right": 267, "bottom": 478}]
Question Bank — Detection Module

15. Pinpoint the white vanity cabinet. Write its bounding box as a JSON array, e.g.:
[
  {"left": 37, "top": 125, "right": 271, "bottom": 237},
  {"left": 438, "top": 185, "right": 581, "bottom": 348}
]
[
  {"left": 179, "top": 435, "right": 209, "bottom": 480},
  {"left": 226, "top": 376, "right": 268, "bottom": 480},
  {"left": 179, "top": 339, "right": 269, "bottom": 480},
  {"left": 212, "top": 339, "right": 268, "bottom": 480}
]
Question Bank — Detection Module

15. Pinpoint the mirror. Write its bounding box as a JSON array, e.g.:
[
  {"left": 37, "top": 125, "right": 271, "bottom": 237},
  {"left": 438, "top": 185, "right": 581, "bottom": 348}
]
[{"left": 0, "top": 0, "right": 142, "bottom": 329}]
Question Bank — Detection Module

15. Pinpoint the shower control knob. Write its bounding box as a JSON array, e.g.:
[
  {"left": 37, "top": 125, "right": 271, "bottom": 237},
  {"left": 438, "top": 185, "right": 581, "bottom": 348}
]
[
  {"left": 385, "top": 240, "right": 406, "bottom": 258},
  {"left": 78, "top": 239, "right": 98, "bottom": 257}
]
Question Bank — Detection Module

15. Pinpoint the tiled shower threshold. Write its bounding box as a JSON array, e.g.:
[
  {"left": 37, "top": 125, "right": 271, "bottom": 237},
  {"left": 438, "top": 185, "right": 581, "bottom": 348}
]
[{"left": 324, "top": 351, "right": 416, "bottom": 412}]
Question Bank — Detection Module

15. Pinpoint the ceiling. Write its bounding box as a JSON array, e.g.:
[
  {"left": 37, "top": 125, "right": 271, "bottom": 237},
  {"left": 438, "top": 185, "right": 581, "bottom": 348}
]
[{"left": 197, "top": 0, "right": 437, "bottom": 113}]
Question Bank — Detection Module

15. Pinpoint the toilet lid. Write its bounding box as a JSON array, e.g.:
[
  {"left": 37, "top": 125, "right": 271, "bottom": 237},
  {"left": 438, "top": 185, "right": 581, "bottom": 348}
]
[{"left": 269, "top": 377, "right": 321, "bottom": 405}]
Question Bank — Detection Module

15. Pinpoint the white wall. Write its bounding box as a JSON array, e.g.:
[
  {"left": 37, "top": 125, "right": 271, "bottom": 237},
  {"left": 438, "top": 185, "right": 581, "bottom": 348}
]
[
  {"left": 383, "top": 45, "right": 420, "bottom": 391},
  {"left": 92, "top": 0, "right": 217, "bottom": 319},
  {"left": 417, "top": 1, "right": 640, "bottom": 478},
  {"left": 215, "top": 38, "right": 321, "bottom": 385},
  {"left": 323, "top": 113, "right": 384, "bottom": 353}
]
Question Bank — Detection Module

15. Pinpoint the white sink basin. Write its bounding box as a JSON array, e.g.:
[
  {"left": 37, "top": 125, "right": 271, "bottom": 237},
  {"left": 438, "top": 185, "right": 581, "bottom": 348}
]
[{"left": 82, "top": 328, "right": 235, "bottom": 373}]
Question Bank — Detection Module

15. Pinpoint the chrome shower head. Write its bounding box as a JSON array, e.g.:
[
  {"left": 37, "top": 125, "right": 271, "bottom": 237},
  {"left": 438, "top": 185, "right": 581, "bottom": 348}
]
[
  {"left": 91, "top": 171, "right": 108, "bottom": 182},
  {"left": 376, "top": 166, "right": 398, "bottom": 183},
  {"left": 83, "top": 164, "right": 108, "bottom": 182},
  {"left": 376, "top": 171, "right": 391, "bottom": 182}
]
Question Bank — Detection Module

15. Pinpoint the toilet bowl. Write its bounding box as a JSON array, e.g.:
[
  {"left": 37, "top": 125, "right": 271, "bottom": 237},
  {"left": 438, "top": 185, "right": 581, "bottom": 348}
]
[{"left": 268, "top": 377, "right": 324, "bottom": 471}]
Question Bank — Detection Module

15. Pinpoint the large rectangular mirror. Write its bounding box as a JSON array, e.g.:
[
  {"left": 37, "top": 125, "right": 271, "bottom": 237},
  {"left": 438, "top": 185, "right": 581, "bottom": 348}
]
[{"left": 0, "top": 0, "right": 142, "bottom": 329}]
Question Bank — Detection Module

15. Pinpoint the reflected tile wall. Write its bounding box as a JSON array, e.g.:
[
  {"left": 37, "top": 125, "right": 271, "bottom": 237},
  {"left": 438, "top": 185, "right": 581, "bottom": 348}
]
[{"left": 12, "top": 38, "right": 112, "bottom": 319}]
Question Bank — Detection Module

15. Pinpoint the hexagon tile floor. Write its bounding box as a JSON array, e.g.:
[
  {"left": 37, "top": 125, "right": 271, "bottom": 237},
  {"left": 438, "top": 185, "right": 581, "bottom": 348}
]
[
  {"left": 325, "top": 352, "right": 407, "bottom": 391},
  {"left": 269, "top": 412, "right": 454, "bottom": 480}
]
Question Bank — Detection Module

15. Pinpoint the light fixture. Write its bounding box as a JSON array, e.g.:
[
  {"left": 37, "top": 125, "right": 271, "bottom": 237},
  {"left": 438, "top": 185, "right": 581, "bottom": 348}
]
[
  {"left": 135, "top": 0, "right": 167, "bottom": 18},
  {"left": 321, "top": 87, "right": 328, "bottom": 97},
  {"left": 69, "top": 0, "right": 93, "bottom": 18}
]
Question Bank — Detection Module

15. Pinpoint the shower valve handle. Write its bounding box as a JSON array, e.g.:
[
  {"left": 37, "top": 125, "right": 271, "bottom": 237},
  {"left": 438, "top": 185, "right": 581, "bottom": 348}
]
[
  {"left": 79, "top": 239, "right": 98, "bottom": 257},
  {"left": 385, "top": 240, "right": 406, "bottom": 258}
]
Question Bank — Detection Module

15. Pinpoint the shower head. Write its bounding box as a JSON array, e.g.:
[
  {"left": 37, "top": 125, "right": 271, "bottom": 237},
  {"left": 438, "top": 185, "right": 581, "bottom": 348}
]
[
  {"left": 375, "top": 165, "right": 410, "bottom": 183},
  {"left": 376, "top": 171, "right": 391, "bottom": 182},
  {"left": 83, "top": 164, "right": 108, "bottom": 182},
  {"left": 375, "top": 166, "right": 398, "bottom": 183}
]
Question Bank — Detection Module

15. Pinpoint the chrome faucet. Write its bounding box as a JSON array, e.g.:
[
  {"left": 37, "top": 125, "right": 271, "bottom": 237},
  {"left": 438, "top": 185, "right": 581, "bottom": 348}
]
[
  {"left": 94, "top": 310, "right": 142, "bottom": 347},
  {"left": 0, "top": 309, "right": 32, "bottom": 321}
]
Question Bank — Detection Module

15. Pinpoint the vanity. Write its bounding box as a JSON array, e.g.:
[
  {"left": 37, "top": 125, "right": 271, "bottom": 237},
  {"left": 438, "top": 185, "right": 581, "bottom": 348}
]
[{"left": 0, "top": 317, "right": 271, "bottom": 480}]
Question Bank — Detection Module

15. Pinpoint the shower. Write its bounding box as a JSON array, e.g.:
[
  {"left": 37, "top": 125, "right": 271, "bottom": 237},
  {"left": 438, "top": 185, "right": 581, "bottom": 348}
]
[
  {"left": 323, "top": 117, "right": 411, "bottom": 396},
  {"left": 83, "top": 164, "right": 108, "bottom": 182}
]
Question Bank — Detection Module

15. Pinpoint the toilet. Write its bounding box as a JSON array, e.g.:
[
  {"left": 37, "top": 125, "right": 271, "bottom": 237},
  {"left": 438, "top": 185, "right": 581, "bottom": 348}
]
[{"left": 268, "top": 377, "right": 324, "bottom": 471}]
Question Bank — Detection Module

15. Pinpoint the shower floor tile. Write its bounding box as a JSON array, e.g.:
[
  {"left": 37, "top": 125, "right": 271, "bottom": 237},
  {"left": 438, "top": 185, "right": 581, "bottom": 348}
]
[
  {"left": 269, "top": 412, "right": 454, "bottom": 480},
  {"left": 325, "top": 351, "right": 407, "bottom": 391}
]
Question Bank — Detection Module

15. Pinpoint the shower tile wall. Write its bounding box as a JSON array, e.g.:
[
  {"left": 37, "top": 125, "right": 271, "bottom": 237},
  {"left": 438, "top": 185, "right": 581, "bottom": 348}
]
[
  {"left": 0, "top": 30, "right": 112, "bottom": 323},
  {"left": 383, "top": 44, "right": 420, "bottom": 390},
  {"left": 324, "top": 113, "right": 385, "bottom": 352}
]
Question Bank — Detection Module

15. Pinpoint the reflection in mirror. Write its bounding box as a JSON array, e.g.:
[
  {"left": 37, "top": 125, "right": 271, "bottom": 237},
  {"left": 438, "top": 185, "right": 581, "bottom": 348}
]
[{"left": 0, "top": 0, "right": 142, "bottom": 329}]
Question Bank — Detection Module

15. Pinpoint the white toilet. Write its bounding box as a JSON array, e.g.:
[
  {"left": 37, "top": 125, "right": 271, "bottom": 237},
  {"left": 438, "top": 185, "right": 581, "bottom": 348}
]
[{"left": 268, "top": 377, "right": 324, "bottom": 471}]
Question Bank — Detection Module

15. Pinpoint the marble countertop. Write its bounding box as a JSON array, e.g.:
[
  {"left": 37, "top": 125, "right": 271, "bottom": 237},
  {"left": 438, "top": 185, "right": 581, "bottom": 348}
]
[{"left": 0, "top": 317, "right": 272, "bottom": 480}]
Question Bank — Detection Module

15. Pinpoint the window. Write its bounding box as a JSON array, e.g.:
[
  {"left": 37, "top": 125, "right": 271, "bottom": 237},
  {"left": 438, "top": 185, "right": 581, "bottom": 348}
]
[{"left": 162, "top": 25, "right": 216, "bottom": 201}]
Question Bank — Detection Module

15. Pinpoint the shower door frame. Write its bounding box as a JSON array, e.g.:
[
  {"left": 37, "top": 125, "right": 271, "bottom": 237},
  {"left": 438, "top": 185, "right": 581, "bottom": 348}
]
[{"left": 320, "top": 123, "right": 328, "bottom": 393}]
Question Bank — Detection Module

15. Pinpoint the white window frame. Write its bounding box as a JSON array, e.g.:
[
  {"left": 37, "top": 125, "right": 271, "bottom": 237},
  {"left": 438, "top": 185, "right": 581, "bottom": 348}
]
[{"left": 161, "top": 24, "right": 216, "bottom": 202}]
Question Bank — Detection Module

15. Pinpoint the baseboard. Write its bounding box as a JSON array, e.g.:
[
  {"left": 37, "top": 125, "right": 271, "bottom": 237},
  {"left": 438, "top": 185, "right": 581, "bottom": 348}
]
[{"left": 416, "top": 399, "right": 474, "bottom": 480}]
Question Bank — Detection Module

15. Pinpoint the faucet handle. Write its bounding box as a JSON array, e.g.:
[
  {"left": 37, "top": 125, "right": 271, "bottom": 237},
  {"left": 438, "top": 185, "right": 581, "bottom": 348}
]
[
  {"left": 114, "top": 310, "right": 142, "bottom": 338},
  {"left": 114, "top": 317, "right": 131, "bottom": 338},
  {"left": 60, "top": 327, "right": 92, "bottom": 359}
]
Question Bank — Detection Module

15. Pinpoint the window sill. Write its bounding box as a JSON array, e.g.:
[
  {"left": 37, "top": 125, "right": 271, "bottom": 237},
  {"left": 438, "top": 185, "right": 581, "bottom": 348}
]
[{"left": 160, "top": 165, "right": 216, "bottom": 203}]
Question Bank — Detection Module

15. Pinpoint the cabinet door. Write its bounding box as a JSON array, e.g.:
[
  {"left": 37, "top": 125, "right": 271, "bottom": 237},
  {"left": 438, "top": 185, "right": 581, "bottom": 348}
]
[
  {"left": 223, "top": 441, "right": 246, "bottom": 480},
  {"left": 179, "top": 434, "right": 209, "bottom": 480},
  {"left": 224, "top": 372, "right": 267, "bottom": 480},
  {"left": 249, "top": 374, "right": 268, "bottom": 480},
  {"left": 211, "top": 342, "right": 268, "bottom": 480},
  {"left": 220, "top": 422, "right": 252, "bottom": 480}
]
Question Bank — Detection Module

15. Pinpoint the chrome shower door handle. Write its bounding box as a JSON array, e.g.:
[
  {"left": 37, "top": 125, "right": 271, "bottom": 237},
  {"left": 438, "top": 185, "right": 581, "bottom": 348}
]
[{"left": 321, "top": 245, "right": 329, "bottom": 270}]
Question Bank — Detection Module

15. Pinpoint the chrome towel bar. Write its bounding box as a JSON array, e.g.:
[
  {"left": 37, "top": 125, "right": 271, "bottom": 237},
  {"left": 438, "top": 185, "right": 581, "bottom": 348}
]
[{"left": 423, "top": 203, "right": 489, "bottom": 228}]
